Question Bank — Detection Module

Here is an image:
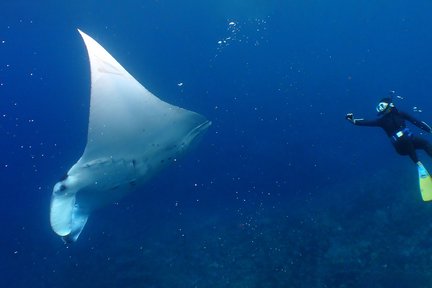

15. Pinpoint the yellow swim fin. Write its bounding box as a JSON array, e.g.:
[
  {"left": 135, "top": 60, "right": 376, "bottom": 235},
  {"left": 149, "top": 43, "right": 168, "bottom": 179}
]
[{"left": 418, "top": 162, "right": 432, "bottom": 201}]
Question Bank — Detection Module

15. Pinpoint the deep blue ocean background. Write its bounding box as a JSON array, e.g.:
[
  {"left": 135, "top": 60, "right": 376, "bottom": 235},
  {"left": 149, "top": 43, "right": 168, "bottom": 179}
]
[{"left": 3, "top": 1, "right": 432, "bottom": 287}]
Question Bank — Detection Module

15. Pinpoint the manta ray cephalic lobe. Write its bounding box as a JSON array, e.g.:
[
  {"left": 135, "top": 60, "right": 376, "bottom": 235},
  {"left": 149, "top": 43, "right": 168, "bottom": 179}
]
[{"left": 50, "top": 29, "right": 211, "bottom": 242}]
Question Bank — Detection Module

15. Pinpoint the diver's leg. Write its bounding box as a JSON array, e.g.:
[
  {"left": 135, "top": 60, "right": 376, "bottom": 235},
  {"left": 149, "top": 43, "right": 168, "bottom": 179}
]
[
  {"left": 395, "top": 141, "right": 418, "bottom": 163},
  {"left": 408, "top": 149, "right": 419, "bottom": 163},
  {"left": 413, "top": 136, "right": 432, "bottom": 159}
]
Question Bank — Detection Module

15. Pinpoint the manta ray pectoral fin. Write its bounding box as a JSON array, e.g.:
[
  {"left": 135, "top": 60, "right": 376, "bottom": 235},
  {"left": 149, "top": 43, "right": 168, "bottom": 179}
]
[{"left": 50, "top": 185, "right": 89, "bottom": 242}]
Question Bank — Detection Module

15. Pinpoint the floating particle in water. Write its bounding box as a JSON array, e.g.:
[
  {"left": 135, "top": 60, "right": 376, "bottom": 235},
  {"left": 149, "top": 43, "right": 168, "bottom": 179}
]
[
  {"left": 396, "top": 95, "right": 404, "bottom": 99},
  {"left": 413, "top": 106, "right": 423, "bottom": 113},
  {"left": 216, "top": 20, "right": 241, "bottom": 46},
  {"left": 214, "top": 17, "right": 270, "bottom": 58},
  {"left": 177, "top": 82, "right": 183, "bottom": 86}
]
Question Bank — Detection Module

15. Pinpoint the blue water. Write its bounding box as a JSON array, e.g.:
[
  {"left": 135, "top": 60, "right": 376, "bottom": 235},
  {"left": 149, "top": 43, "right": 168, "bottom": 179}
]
[{"left": 3, "top": 1, "right": 432, "bottom": 287}]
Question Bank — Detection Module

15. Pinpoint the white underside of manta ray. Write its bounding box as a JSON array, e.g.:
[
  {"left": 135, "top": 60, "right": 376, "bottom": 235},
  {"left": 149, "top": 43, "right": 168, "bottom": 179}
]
[{"left": 50, "top": 29, "right": 211, "bottom": 243}]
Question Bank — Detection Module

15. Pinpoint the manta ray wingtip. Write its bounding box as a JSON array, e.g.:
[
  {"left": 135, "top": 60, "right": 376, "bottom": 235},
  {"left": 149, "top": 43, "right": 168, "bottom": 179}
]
[{"left": 77, "top": 28, "right": 86, "bottom": 38}]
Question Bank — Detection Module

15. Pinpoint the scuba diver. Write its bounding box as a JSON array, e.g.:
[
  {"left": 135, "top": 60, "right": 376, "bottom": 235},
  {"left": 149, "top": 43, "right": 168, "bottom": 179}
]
[
  {"left": 345, "top": 94, "right": 432, "bottom": 200},
  {"left": 345, "top": 95, "right": 432, "bottom": 164}
]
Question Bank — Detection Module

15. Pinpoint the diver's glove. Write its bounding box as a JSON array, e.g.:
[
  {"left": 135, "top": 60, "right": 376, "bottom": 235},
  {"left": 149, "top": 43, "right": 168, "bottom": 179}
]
[{"left": 345, "top": 113, "right": 355, "bottom": 124}]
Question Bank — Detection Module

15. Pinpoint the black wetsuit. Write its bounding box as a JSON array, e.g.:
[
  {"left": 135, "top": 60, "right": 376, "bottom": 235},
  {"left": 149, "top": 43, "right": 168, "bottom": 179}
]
[{"left": 355, "top": 108, "right": 432, "bottom": 163}]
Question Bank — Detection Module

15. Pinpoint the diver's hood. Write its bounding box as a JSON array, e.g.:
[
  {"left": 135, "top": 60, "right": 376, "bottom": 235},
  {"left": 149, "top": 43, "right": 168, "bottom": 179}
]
[{"left": 376, "top": 97, "right": 394, "bottom": 115}]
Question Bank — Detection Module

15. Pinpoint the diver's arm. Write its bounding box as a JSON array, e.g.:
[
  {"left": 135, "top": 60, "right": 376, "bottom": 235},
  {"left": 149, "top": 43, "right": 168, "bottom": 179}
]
[
  {"left": 345, "top": 113, "right": 380, "bottom": 126},
  {"left": 400, "top": 111, "right": 432, "bottom": 133}
]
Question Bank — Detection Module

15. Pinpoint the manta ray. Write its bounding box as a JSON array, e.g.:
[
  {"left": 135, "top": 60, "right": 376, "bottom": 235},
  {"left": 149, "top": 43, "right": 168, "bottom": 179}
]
[{"left": 50, "top": 30, "right": 211, "bottom": 242}]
